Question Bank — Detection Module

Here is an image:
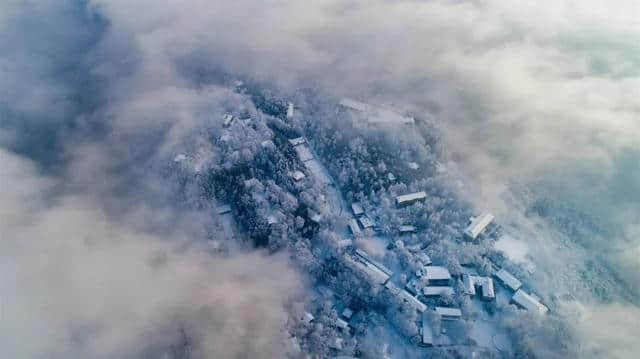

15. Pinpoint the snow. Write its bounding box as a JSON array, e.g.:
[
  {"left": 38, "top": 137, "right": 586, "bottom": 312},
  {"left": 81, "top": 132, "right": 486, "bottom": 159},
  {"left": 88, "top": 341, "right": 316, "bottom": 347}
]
[
  {"left": 351, "top": 202, "right": 364, "bottom": 216},
  {"left": 294, "top": 144, "right": 314, "bottom": 162},
  {"left": 173, "top": 154, "right": 187, "bottom": 162},
  {"left": 495, "top": 269, "right": 522, "bottom": 292},
  {"left": 464, "top": 213, "right": 494, "bottom": 239},
  {"left": 395, "top": 191, "right": 427, "bottom": 206}
]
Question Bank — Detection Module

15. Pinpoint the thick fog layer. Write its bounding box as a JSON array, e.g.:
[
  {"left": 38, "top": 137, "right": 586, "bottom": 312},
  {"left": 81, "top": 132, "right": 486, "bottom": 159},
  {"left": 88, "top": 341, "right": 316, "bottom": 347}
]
[{"left": 1, "top": 0, "right": 638, "bottom": 358}]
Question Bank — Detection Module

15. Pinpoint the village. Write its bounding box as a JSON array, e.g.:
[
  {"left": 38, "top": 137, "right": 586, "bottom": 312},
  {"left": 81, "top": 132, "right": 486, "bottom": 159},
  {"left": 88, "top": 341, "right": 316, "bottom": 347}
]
[{"left": 197, "top": 86, "right": 552, "bottom": 358}]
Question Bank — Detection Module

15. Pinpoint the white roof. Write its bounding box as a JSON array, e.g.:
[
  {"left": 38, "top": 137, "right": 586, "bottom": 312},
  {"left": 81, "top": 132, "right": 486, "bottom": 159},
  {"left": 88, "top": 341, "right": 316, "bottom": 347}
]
[
  {"left": 422, "top": 314, "right": 434, "bottom": 346},
  {"left": 174, "top": 154, "right": 187, "bottom": 162},
  {"left": 417, "top": 253, "right": 432, "bottom": 265},
  {"left": 355, "top": 249, "right": 393, "bottom": 276},
  {"left": 512, "top": 290, "right": 548, "bottom": 314},
  {"left": 286, "top": 102, "right": 294, "bottom": 118},
  {"left": 358, "top": 216, "right": 374, "bottom": 229},
  {"left": 342, "top": 308, "right": 353, "bottom": 319},
  {"left": 396, "top": 191, "right": 427, "bottom": 206},
  {"left": 399, "top": 225, "right": 416, "bottom": 233},
  {"left": 462, "top": 274, "right": 476, "bottom": 296},
  {"left": 302, "top": 312, "right": 314, "bottom": 324},
  {"left": 480, "top": 277, "right": 495, "bottom": 299},
  {"left": 408, "top": 162, "right": 420, "bottom": 170},
  {"left": 339, "top": 98, "right": 371, "bottom": 112},
  {"left": 423, "top": 286, "right": 455, "bottom": 297},
  {"left": 288, "top": 137, "right": 306, "bottom": 146},
  {"left": 349, "top": 219, "right": 361, "bottom": 235},
  {"left": 495, "top": 269, "right": 522, "bottom": 291},
  {"left": 294, "top": 144, "right": 314, "bottom": 162},
  {"left": 369, "top": 108, "right": 414, "bottom": 125},
  {"left": 464, "top": 213, "right": 494, "bottom": 239},
  {"left": 425, "top": 266, "right": 451, "bottom": 281},
  {"left": 399, "top": 289, "right": 427, "bottom": 312},
  {"left": 223, "top": 113, "right": 234, "bottom": 127},
  {"left": 351, "top": 202, "right": 364, "bottom": 216},
  {"left": 335, "top": 318, "right": 349, "bottom": 330},
  {"left": 435, "top": 307, "right": 462, "bottom": 318},
  {"left": 290, "top": 170, "right": 306, "bottom": 181},
  {"left": 216, "top": 204, "right": 232, "bottom": 215},
  {"left": 354, "top": 259, "right": 390, "bottom": 285},
  {"left": 387, "top": 173, "right": 396, "bottom": 181}
]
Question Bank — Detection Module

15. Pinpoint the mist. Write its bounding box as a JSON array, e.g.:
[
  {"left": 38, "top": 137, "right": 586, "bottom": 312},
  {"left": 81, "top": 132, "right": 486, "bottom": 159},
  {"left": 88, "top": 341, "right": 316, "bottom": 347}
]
[{"left": 1, "top": 0, "right": 638, "bottom": 358}]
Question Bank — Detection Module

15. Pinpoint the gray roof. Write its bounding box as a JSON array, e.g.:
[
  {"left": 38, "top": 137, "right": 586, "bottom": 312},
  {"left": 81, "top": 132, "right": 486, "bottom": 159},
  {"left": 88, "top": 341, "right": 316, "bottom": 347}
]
[
  {"left": 435, "top": 307, "right": 462, "bottom": 319},
  {"left": 512, "top": 290, "right": 548, "bottom": 314},
  {"left": 425, "top": 266, "right": 451, "bottom": 281},
  {"left": 423, "top": 286, "right": 455, "bottom": 297}
]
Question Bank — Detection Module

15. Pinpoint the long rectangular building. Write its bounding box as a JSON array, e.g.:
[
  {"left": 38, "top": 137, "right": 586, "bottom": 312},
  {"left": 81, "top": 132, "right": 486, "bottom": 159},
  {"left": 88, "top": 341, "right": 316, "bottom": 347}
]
[
  {"left": 464, "top": 213, "right": 494, "bottom": 239},
  {"left": 435, "top": 307, "right": 462, "bottom": 320},
  {"left": 511, "top": 289, "right": 549, "bottom": 314},
  {"left": 495, "top": 269, "right": 522, "bottom": 292},
  {"left": 396, "top": 191, "right": 427, "bottom": 207}
]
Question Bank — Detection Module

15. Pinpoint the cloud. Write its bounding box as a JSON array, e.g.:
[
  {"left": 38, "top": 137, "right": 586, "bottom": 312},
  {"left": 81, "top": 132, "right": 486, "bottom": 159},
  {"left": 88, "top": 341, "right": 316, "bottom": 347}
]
[
  {"left": 0, "top": 149, "right": 300, "bottom": 359},
  {"left": 1, "top": 0, "right": 639, "bottom": 358}
]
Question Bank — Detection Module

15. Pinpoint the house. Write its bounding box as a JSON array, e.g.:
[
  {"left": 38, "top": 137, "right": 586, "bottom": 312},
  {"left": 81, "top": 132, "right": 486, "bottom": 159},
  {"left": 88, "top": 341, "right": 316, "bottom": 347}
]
[
  {"left": 349, "top": 219, "right": 362, "bottom": 236},
  {"left": 339, "top": 98, "right": 370, "bottom": 112},
  {"left": 222, "top": 113, "right": 234, "bottom": 127},
  {"left": 421, "top": 314, "right": 435, "bottom": 347},
  {"left": 286, "top": 102, "right": 294, "bottom": 119},
  {"left": 464, "top": 213, "right": 494, "bottom": 239},
  {"left": 399, "top": 289, "right": 428, "bottom": 313},
  {"left": 304, "top": 159, "right": 333, "bottom": 186},
  {"left": 335, "top": 318, "right": 349, "bottom": 331},
  {"left": 288, "top": 137, "right": 306, "bottom": 146},
  {"left": 495, "top": 269, "right": 522, "bottom": 292},
  {"left": 358, "top": 216, "right": 375, "bottom": 229},
  {"left": 511, "top": 289, "right": 548, "bottom": 314},
  {"left": 417, "top": 253, "right": 432, "bottom": 266},
  {"left": 408, "top": 162, "right": 420, "bottom": 170},
  {"left": 290, "top": 170, "right": 306, "bottom": 181},
  {"left": 462, "top": 274, "right": 476, "bottom": 296},
  {"left": 294, "top": 144, "right": 314, "bottom": 162},
  {"left": 434, "top": 307, "right": 462, "bottom": 321},
  {"left": 354, "top": 259, "right": 390, "bottom": 285},
  {"left": 301, "top": 312, "right": 314, "bottom": 324},
  {"left": 355, "top": 249, "right": 393, "bottom": 277},
  {"left": 329, "top": 338, "right": 344, "bottom": 351},
  {"left": 216, "top": 204, "right": 232, "bottom": 215},
  {"left": 405, "top": 278, "right": 421, "bottom": 296},
  {"left": 351, "top": 202, "right": 364, "bottom": 217},
  {"left": 399, "top": 225, "right": 417, "bottom": 234},
  {"left": 396, "top": 191, "right": 427, "bottom": 207},
  {"left": 423, "top": 286, "right": 455, "bottom": 297},
  {"left": 463, "top": 275, "right": 495, "bottom": 300},
  {"left": 424, "top": 266, "right": 452, "bottom": 286},
  {"left": 341, "top": 308, "right": 354, "bottom": 320}
]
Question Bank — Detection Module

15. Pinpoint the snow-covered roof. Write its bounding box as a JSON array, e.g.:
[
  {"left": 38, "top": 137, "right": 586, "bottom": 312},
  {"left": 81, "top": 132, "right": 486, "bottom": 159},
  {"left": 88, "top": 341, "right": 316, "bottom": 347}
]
[
  {"left": 354, "top": 258, "right": 390, "bottom": 285},
  {"left": 335, "top": 318, "right": 349, "bottom": 330},
  {"left": 495, "top": 269, "right": 522, "bottom": 291},
  {"left": 216, "top": 204, "right": 232, "bottom": 215},
  {"left": 399, "top": 289, "right": 427, "bottom": 312},
  {"left": 339, "top": 98, "right": 371, "bottom": 112},
  {"left": 351, "top": 202, "right": 364, "bottom": 216},
  {"left": 222, "top": 113, "right": 234, "bottom": 127},
  {"left": 290, "top": 170, "right": 306, "bottom": 181},
  {"left": 512, "top": 290, "right": 548, "bottom": 314},
  {"left": 399, "top": 225, "right": 416, "bottom": 233},
  {"left": 286, "top": 102, "right": 294, "bottom": 119},
  {"left": 294, "top": 144, "right": 314, "bottom": 162},
  {"left": 387, "top": 172, "right": 396, "bottom": 181},
  {"left": 435, "top": 307, "right": 462, "bottom": 319},
  {"left": 341, "top": 308, "right": 353, "bottom": 319},
  {"left": 288, "top": 137, "right": 306, "bottom": 146},
  {"left": 423, "top": 286, "right": 455, "bottom": 297},
  {"left": 417, "top": 253, "right": 432, "bottom": 265},
  {"left": 480, "top": 277, "right": 495, "bottom": 300},
  {"left": 464, "top": 213, "right": 494, "bottom": 239},
  {"left": 462, "top": 274, "right": 476, "bottom": 296},
  {"left": 425, "top": 266, "right": 451, "bottom": 282},
  {"left": 349, "top": 218, "right": 361, "bottom": 235},
  {"left": 422, "top": 314, "right": 434, "bottom": 346},
  {"left": 355, "top": 249, "right": 393, "bottom": 276},
  {"left": 302, "top": 312, "right": 314, "bottom": 324},
  {"left": 396, "top": 191, "right": 427, "bottom": 206},
  {"left": 358, "top": 216, "right": 374, "bottom": 229},
  {"left": 408, "top": 162, "right": 420, "bottom": 170}
]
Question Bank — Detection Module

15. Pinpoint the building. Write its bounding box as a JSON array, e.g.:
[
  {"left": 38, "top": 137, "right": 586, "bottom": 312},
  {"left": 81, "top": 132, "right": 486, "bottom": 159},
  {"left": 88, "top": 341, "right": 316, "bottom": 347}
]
[
  {"left": 290, "top": 170, "right": 306, "bottom": 181},
  {"left": 424, "top": 266, "right": 452, "bottom": 285},
  {"left": 495, "top": 269, "right": 522, "bottom": 291},
  {"left": 287, "top": 102, "right": 294, "bottom": 119},
  {"left": 399, "top": 225, "right": 417, "bottom": 234},
  {"left": 511, "top": 289, "right": 548, "bottom": 314},
  {"left": 348, "top": 218, "right": 361, "bottom": 236},
  {"left": 398, "top": 289, "right": 428, "bottom": 313},
  {"left": 339, "top": 98, "right": 371, "bottom": 112},
  {"left": 294, "top": 144, "right": 314, "bottom": 162},
  {"left": 288, "top": 137, "right": 306, "bottom": 146},
  {"left": 395, "top": 191, "right": 427, "bottom": 207},
  {"left": 423, "top": 286, "right": 455, "bottom": 297},
  {"left": 417, "top": 253, "right": 432, "bottom": 266},
  {"left": 358, "top": 216, "right": 375, "bottom": 229},
  {"left": 216, "top": 204, "right": 232, "bottom": 215},
  {"left": 463, "top": 275, "right": 495, "bottom": 300},
  {"left": 341, "top": 308, "right": 354, "bottom": 320},
  {"left": 462, "top": 274, "right": 476, "bottom": 296},
  {"left": 464, "top": 213, "right": 495, "bottom": 239},
  {"left": 421, "top": 314, "right": 435, "bottom": 347},
  {"left": 434, "top": 307, "right": 462, "bottom": 321},
  {"left": 351, "top": 202, "right": 364, "bottom": 217},
  {"left": 222, "top": 113, "right": 234, "bottom": 127},
  {"left": 355, "top": 249, "right": 393, "bottom": 276}
]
